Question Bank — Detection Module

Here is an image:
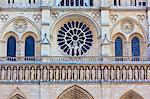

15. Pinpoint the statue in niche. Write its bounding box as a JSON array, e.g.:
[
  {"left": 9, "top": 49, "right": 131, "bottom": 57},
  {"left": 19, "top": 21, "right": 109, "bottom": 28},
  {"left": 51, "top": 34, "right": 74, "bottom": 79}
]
[
  {"left": 116, "top": 67, "right": 120, "bottom": 80},
  {"left": 61, "top": 67, "right": 66, "bottom": 80},
  {"left": 141, "top": 67, "right": 145, "bottom": 80},
  {"left": 79, "top": 67, "right": 84, "bottom": 81},
  {"left": 49, "top": 67, "right": 54, "bottom": 80},
  {"left": 97, "top": 67, "right": 101, "bottom": 80},
  {"left": 91, "top": 67, "right": 96, "bottom": 80},
  {"left": 55, "top": 67, "right": 60, "bottom": 80},
  {"left": 7, "top": 67, "right": 11, "bottom": 80},
  {"left": 86, "top": 67, "right": 90, "bottom": 80},
  {"left": 134, "top": 67, "right": 138, "bottom": 80},
  {"left": 67, "top": 67, "right": 72, "bottom": 80},
  {"left": 73, "top": 67, "right": 78, "bottom": 80},
  {"left": 128, "top": 67, "right": 133, "bottom": 80},
  {"left": 30, "top": 67, "right": 35, "bottom": 80},
  {"left": 37, "top": 67, "right": 41, "bottom": 80},
  {"left": 43, "top": 67, "right": 48, "bottom": 81},
  {"left": 19, "top": 67, "right": 23, "bottom": 80},
  {"left": 13, "top": 68, "right": 17, "bottom": 80},
  {"left": 25, "top": 67, "right": 29, "bottom": 80},
  {"left": 1, "top": 67, "right": 5, "bottom": 80},
  {"left": 122, "top": 67, "right": 126, "bottom": 81}
]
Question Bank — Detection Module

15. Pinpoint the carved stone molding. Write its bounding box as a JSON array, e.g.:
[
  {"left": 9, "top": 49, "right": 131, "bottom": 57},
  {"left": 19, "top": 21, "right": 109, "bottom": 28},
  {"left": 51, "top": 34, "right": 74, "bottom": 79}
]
[
  {"left": 51, "top": 11, "right": 59, "bottom": 20},
  {"left": 92, "top": 12, "right": 99, "bottom": 20},
  {"left": 120, "top": 19, "right": 134, "bottom": 34},
  {"left": 137, "top": 14, "right": 145, "bottom": 22},
  {"left": 33, "top": 14, "right": 41, "bottom": 23},
  {"left": 13, "top": 19, "right": 27, "bottom": 33},
  {"left": 0, "top": 14, "right": 9, "bottom": 23},
  {"left": 110, "top": 14, "right": 118, "bottom": 22}
]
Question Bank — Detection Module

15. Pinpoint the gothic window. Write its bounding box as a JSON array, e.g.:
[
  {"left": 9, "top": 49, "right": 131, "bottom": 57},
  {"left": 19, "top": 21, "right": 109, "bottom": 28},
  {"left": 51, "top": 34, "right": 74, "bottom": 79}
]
[
  {"left": 7, "top": 36, "right": 16, "bottom": 57},
  {"left": 132, "top": 37, "right": 140, "bottom": 56},
  {"left": 25, "top": 36, "right": 35, "bottom": 57},
  {"left": 115, "top": 37, "right": 123, "bottom": 57},
  {"left": 57, "top": 21, "right": 93, "bottom": 56}
]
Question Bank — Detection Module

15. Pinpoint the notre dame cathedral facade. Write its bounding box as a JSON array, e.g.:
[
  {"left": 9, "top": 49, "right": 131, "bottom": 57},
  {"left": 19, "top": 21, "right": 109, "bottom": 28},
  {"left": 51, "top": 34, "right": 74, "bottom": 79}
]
[{"left": 0, "top": 0, "right": 150, "bottom": 99}]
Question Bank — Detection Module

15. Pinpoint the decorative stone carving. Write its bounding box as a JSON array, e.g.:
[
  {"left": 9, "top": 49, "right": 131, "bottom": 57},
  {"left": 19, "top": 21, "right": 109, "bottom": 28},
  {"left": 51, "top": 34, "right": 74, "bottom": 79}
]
[
  {"left": 51, "top": 11, "right": 59, "bottom": 20},
  {"left": 110, "top": 14, "right": 118, "bottom": 22},
  {"left": 137, "top": 14, "right": 145, "bottom": 22},
  {"left": 57, "top": 21, "right": 93, "bottom": 56},
  {"left": 120, "top": 19, "right": 134, "bottom": 34},
  {"left": 0, "top": 14, "right": 9, "bottom": 23},
  {"left": 42, "top": 33, "right": 50, "bottom": 44},
  {"left": 92, "top": 12, "right": 99, "bottom": 20},
  {"left": 33, "top": 14, "right": 41, "bottom": 23},
  {"left": 102, "top": 34, "right": 111, "bottom": 44},
  {"left": 13, "top": 19, "right": 27, "bottom": 33}
]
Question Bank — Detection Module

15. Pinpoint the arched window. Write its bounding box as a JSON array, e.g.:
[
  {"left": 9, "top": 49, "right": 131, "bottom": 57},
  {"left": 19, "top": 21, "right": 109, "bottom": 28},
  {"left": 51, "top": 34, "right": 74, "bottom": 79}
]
[
  {"left": 7, "top": 36, "right": 16, "bottom": 57},
  {"left": 132, "top": 37, "right": 140, "bottom": 57},
  {"left": 25, "top": 36, "right": 35, "bottom": 57},
  {"left": 115, "top": 37, "right": 123, "bottom": 57}
]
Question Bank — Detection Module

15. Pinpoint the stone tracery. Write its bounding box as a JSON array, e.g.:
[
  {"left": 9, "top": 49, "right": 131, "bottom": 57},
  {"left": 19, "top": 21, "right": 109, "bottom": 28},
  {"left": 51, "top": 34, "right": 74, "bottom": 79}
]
[
  {"left": 120, "top": 19, "right": 134, "bottom": 34},
  {"left": 57, "top": 21, "right": 93, "bottom": 56},
  {"left": 13, "top": 19, "right": 27, "bottom": 33}
]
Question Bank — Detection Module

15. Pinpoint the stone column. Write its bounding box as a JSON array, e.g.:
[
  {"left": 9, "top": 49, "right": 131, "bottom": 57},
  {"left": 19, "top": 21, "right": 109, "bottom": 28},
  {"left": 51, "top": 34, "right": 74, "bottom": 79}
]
[
  {"left": 101, "top": 10, "right": 111, "bottom": 56},
  {"left": 41, "top": 7, "right": 50, "bottom": 57}
]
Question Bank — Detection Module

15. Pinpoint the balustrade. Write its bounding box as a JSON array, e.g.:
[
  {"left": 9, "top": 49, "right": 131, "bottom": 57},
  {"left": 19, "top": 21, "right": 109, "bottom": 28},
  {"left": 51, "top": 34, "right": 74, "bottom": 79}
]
[{"left": 0, "top": 56, "right": 148, "bottom": 62}]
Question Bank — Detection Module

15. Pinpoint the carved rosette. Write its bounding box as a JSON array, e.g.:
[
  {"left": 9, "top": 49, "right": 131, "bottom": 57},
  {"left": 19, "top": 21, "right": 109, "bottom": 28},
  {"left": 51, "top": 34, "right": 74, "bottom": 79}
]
[
  {"left": 120, "top": 19, "right": 134, "bottom": 34},
  {"left": 13, "top": 19, "right": 27, "bottom": 33}
]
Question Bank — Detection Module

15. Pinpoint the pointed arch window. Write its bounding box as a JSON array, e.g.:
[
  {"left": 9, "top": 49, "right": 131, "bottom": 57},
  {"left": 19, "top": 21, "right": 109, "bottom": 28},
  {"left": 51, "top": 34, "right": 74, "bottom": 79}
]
[
  {"left": 132, "top": 37, "right": 140, "bottom": 57},
  {"left": 115, "top": 37, "right": 123, "bottom": 57},
  {"left": 25, "top": 36, "right": 35, "bottom": 57},
  {"left": 7, "top": 36, "right": 16, "bottom": 57}
]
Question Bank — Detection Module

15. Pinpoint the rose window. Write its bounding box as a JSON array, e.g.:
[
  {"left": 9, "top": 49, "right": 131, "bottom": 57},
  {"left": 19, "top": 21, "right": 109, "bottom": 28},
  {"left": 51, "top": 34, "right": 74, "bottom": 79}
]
[
  {"left": 57, "top": 21, "right": 93, "bottom": 56},
  {"left": 120, "top": 20, "right": 134, "bottom": 34}
]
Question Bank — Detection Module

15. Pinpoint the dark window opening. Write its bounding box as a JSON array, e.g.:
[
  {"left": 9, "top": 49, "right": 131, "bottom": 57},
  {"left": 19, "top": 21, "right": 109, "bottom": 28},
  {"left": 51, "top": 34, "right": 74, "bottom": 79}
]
[
  {"left": 25, "top": 36, "right": 35, "bottom": 57},
  {"left": 61, "top": 0, "right": 64, "bottom": 6},
  {"left": 80, "top": 0, "right": 84, "bottom": 6},
  {"left": 114, "top": 0, "right": 117, "bottom": 6},
  {"left": 115, "top": 37, "right": 123, "bottom": 61},
  {"left": 66, "top": 0, "right": 69, "bottom": 6},
  {"left": 118, "top": 0, "right": 121, "bottom": 6},
  {"left": 8, "top": 0, "right": 10, "bottom": 3},
  {"left": 90, "top": 0, "right": 93, "bottom": 6},
  {"left": 7, "top": 36, "right": 16, "bottom": 57}
]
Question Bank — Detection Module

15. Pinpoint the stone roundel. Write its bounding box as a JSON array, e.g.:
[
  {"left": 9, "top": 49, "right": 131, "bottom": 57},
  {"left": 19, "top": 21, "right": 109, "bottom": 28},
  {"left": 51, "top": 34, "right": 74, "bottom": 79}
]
[
  {"left": 120, "top": 19, "right": 134, "bottom": 34},
  {"left": 13, "top": 19, "right": 27, "bottom": 33},
  {"left": 57, "top": 21, "right": 93, "bottom": 56}
]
